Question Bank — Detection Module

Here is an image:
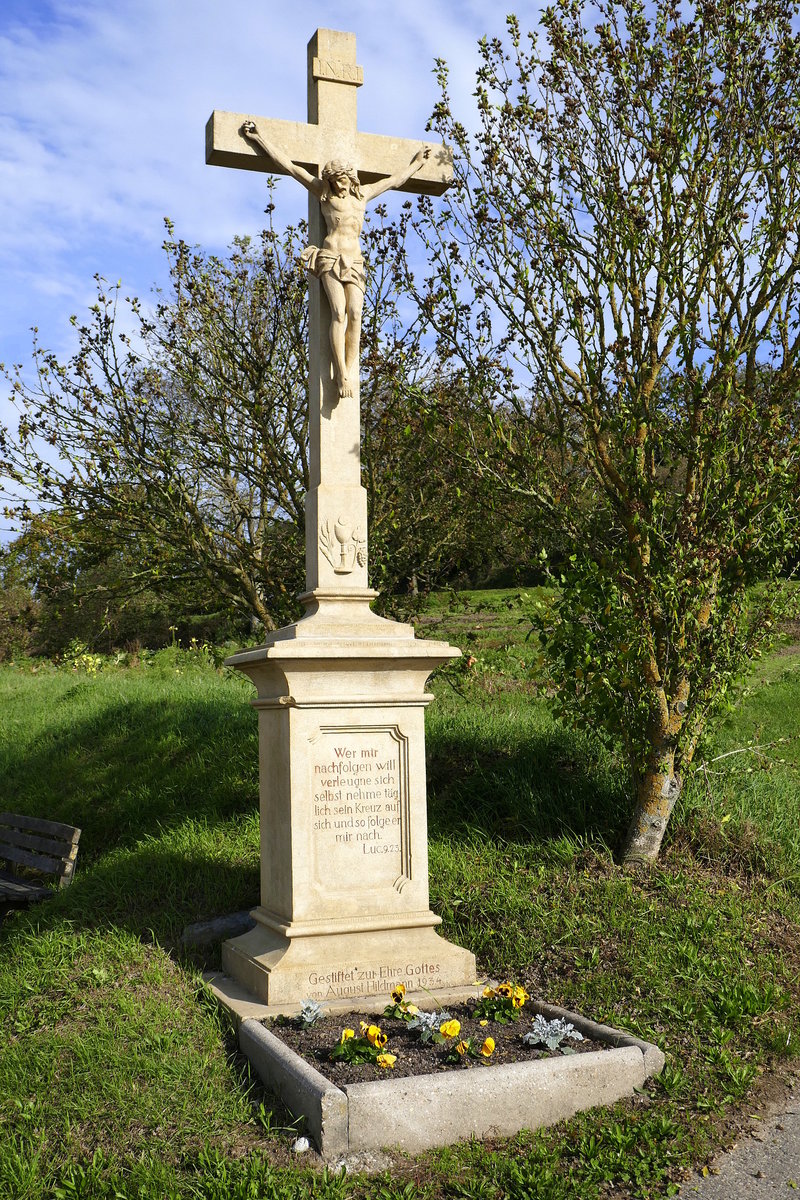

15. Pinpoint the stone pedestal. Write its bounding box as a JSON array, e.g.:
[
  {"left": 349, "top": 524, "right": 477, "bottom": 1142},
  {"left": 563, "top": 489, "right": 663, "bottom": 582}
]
[{"left": 223, "top": 592, "right": 476, "bottom": 1007}]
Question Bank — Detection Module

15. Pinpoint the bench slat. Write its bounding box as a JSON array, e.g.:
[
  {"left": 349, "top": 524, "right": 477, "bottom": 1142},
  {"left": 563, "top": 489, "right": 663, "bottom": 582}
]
[
  {"left": 0, "top": 843, "right": 70, "bottom": 876},
  {"left": 0, "top": 814, "right": 81, "bottom": 909},
  {"left": 0, "top": 813, "right": 81, "bottom": 843},
  {"left": 0, "top": 872, "right": 54, "bottom": 902},
  {"left": 0, "top": 828, "right": 78, "bottom": 857}
]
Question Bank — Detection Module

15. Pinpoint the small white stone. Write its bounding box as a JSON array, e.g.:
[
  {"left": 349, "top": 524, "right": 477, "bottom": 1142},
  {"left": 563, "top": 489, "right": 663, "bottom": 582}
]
[{"left": 292, "top": 1136, "right": 311, "bottom": 1154}]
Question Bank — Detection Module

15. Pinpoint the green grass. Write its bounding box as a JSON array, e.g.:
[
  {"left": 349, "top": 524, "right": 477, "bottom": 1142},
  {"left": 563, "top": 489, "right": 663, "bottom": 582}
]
[
  {"left": 1, "top": 615, "right": 799, "bottom": 1199},
  {"left": 677, "top": 648, "right": 800, "bottom": 879}
]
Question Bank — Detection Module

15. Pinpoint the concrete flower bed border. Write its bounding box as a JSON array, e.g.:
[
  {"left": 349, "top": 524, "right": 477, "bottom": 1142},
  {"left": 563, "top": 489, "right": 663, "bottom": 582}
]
[{"left": 207, "top": 974, "right": 665, "bottom": 1158}]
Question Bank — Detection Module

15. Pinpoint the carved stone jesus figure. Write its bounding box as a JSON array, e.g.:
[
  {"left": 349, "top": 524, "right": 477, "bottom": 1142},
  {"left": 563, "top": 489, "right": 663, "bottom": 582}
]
[{"left": 241, "top": 121, "right": 430, "bottom": 399}]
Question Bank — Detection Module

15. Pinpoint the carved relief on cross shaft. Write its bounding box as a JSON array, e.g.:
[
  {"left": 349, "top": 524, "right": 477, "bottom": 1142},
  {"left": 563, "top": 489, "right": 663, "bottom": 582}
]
[{"left": 319, "top": 517, "right": 366, "bottom": 575}]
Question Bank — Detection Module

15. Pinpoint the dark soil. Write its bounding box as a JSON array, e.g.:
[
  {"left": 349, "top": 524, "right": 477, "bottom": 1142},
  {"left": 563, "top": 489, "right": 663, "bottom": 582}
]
[{"left": 265, "top": 1003, "right": 609, "bottom": 1086}]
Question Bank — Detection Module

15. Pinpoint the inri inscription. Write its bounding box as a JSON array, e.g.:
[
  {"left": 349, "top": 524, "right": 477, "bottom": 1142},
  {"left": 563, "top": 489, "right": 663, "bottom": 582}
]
[{"left": 310, "top": 725, "right": 410, "bottom": 889}]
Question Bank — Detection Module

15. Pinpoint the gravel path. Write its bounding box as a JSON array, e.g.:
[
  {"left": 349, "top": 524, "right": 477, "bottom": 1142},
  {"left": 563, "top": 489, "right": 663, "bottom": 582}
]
[{"left": 679, "top": 1075, "right": 800, "bottom": 1198}]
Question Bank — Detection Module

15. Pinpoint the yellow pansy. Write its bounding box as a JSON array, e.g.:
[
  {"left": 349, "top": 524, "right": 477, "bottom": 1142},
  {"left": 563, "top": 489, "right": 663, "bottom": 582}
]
[
  {"left": 497, "top": 982, "right": 513, "bottom": 998},
  {"left": 479, "top": 1019, "right": 489, "bottom": 1027},
  {"left": 390, "top": 983, "right": 406, "bottom": 1003},
  {"left": 482, "top": 985, "right": 496, "bottom": 998},
  {"left": 376, "top": 1053, "right": 397, "bottom": 1069},
  {"left": 480, "top": 1037, "right": 495, "bottom": 1058},
  {"left": 512, "top": 985, "right": 529, "bottom": 1008},
  {"left": 455, "top": 1040, "right": 470, "bottom": 1056},
  {"left": 439, "top": 1019, "right": 461, "bottom": 1039},
  {"left": 340, "top": 1028, "right": 355, "bottom": 1043},
  {"left": 406, "top": 1004, "right": 420, "bottom": 1015},
  {"left": 366, "top": 1024, "right": 387, "bottom": 1049}
]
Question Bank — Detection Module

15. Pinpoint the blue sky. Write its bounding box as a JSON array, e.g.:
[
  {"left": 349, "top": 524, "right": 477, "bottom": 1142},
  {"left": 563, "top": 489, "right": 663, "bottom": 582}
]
[{"left": 0, "top": 2, "right": 514, "bottom": 427}]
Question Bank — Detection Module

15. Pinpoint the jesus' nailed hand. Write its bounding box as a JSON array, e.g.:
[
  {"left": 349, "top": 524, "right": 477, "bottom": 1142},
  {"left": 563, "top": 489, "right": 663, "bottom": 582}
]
[{"left": 241, "top": 120, "right": 430, "bottom": 400}]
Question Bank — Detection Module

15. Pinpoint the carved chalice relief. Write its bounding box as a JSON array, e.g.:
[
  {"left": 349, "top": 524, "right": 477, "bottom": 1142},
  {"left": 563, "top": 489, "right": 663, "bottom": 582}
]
[
  {"left": 319, "top": 518, "right": 366, "bottom": 574},
  {"left": 240, "top": 121, "right": 430, "bottom": 400}
]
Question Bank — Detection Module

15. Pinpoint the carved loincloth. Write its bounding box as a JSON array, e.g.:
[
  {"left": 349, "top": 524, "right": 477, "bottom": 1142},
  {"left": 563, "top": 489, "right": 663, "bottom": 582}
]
[{"left": 301, "top": 246, "right": 366, "bottom": 292}]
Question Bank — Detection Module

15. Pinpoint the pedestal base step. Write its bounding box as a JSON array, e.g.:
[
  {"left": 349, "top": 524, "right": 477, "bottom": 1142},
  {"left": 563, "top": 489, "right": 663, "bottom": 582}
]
[
  {"left": 205, "top": 968, "right": 482, "bottom": 1025},
  {"left": 220, "top": 919, "right": 478, "bottom": 1009}
]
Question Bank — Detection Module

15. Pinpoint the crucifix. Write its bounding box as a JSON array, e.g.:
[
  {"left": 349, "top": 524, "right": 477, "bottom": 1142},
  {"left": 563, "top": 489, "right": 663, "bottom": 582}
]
[
  {"left": 205, "top": 30, "right": 474, "bottom": 1016},
  {"left": 206, "top": 28, "right": 452, "bottom": 600}
]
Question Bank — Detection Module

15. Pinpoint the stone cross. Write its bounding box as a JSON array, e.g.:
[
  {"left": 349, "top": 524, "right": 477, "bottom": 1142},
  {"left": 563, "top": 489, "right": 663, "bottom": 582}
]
[
  {"left": 206, "top": 30, "right": 474, "bottom": 1014},
  {"left": 206, "top": 28, "right": 452, "bottom": 601}
]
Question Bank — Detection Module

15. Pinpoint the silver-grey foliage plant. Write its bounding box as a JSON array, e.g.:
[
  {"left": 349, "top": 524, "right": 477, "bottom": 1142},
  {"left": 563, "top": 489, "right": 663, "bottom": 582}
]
[
  {"left": 408, "top": 1009, "right": 452, "bottom": 1043},
  {"left": 523, "top": 1015, "right": 585, "bottom": 1051},
  {"left": 298, "top": 999, "right": 324, "bottom": 1027}
]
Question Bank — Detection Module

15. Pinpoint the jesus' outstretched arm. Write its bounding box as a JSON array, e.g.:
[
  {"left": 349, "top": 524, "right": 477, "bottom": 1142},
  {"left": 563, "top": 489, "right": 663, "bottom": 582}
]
[
  {"left": 240, "top": 121, "right": 324, "bottom": 198},
  {"left": 360, "top": 145, "right": 431, "bottom": 202}
]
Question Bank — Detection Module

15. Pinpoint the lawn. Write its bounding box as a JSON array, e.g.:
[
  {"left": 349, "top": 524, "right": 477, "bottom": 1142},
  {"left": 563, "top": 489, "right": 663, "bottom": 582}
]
[{"left": 1, "top": 600, "right": 799, "bottom": 1199}]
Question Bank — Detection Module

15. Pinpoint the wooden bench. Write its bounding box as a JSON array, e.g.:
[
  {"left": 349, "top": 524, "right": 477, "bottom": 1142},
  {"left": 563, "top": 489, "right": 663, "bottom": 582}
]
[{"left": 0, "top": 812, "right": 81, "bottom": 919}]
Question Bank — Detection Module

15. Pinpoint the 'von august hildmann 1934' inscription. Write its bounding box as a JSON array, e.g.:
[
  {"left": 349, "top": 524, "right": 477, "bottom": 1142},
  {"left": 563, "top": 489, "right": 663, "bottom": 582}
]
[
  {"left": 305, "top": 961, "right": 447, "bottom": 1000},
  {"left": 312, "top": 728, "right": 403, "bottom": 866}
]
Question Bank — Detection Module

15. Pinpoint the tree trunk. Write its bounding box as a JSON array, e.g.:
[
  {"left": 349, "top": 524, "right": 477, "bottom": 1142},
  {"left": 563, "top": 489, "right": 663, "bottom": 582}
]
[{"left": 621, "top": 750, "right": 682, "bottom": 864}]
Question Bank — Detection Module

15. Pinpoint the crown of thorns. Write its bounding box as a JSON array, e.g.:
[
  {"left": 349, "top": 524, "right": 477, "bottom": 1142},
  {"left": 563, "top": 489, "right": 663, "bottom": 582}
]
[{"left": 321, "top": 160, "right": 359, "bottom": 184}]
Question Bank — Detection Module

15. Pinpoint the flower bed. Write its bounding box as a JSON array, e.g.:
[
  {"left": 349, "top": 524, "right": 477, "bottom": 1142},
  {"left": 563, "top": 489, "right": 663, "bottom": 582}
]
[
  {"left": 265, "top": 983, "right": 609, "bottom": 1086},
  {"left": 227, "top": 983, "right": 664, "bottom": 1157}
]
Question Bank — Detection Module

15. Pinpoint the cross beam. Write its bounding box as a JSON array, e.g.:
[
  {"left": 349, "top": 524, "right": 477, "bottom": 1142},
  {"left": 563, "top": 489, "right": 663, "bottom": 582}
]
[{"left": 206, "top": 111, "right": 453, "bottom": 196}]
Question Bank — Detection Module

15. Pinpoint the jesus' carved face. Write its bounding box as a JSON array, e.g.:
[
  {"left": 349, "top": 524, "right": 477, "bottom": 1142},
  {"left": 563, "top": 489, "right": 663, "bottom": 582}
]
[{"left": 321, "top": 160, "right": 363, "bottom": 200}]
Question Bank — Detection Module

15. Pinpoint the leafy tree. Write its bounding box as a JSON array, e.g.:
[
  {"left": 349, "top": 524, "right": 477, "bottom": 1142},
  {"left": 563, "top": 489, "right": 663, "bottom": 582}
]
[
  {"left": 357, "top": 209, "right": 509, "bottom": 602},
  {"left": 417, "top": 0, "right": 800, "bottom": 860},
  {"left": 2, "top": 217, "right": 308, "bottom": 632},
  {"left": 2, "top": 512, "right": 244, "bottom": 657},
  {"left": 364, "top": 370, "right": 523, "bottom": 603},
  {"left": 0, "top": 538, "right": 39, "bottom": 661}
]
